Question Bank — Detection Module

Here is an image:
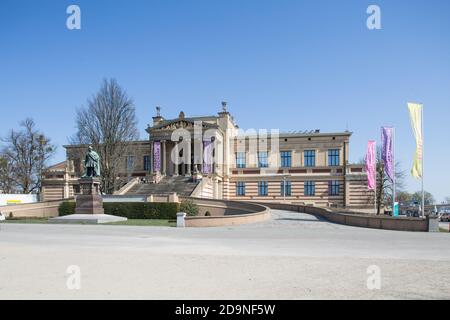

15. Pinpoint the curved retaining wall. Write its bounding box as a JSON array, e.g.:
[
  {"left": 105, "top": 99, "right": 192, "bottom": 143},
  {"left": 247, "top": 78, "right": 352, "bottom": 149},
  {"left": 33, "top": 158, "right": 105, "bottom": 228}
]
[
  {"left": 183, "top": 197, "right": 271, "bottom": 227},
  {"left": 0, "top": 198, "right": 73, "bottom": 219},
  {"left": 259, "top": 202, "right": 430, "bottom": 232}
]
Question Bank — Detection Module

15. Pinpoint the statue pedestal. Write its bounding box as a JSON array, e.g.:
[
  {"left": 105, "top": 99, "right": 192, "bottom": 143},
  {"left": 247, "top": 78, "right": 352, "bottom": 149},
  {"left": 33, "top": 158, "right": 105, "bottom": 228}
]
[{"left": 75, "top": 177, "right": 104, "bottom": 215}]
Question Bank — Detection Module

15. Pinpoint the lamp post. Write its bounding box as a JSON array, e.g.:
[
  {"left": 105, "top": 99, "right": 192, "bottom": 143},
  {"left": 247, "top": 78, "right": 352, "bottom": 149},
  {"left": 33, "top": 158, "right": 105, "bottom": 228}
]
[{"left": 38, "top": 135, "right": 46, "bottom": 201}]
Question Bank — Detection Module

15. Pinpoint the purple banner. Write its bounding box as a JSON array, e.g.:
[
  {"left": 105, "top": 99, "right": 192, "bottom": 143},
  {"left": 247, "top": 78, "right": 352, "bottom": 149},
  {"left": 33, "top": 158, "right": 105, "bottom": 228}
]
[
  {"left": 203, "top": 141, "right": 213, "bottom": 174},
  {"left": 365, "top": 140, "right": 377, "bottom": 190},
  {"left": 381, "top": 127, "right": 394, "bottom": 182},
  {"left": 153, "top": 141, "right": 161, "bottom": 173}
]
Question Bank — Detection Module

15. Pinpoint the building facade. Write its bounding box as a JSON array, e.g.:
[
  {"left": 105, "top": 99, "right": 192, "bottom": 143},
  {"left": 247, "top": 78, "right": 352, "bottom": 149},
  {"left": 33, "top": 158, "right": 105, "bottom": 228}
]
[{"left": 42, "top": 103, "right": 373, "bottom": 208}]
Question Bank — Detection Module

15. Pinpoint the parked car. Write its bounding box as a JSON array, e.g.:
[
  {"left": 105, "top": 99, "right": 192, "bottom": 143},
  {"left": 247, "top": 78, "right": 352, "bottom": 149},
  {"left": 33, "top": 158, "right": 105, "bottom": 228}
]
[{"left": 439, "top": 210, "right": 450, "bottom": 222}]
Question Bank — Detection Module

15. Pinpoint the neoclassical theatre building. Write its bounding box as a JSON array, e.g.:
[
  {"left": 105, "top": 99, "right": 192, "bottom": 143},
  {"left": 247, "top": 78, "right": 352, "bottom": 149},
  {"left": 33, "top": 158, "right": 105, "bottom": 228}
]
[{"left": 42, "top": 103, "right": 372, "bottom": 209}]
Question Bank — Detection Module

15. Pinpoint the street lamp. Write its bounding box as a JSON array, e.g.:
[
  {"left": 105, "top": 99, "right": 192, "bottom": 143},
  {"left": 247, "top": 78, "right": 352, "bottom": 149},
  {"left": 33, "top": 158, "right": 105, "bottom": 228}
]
[{"left": 38, "top": 135, "right": 46, "bottom": 200}]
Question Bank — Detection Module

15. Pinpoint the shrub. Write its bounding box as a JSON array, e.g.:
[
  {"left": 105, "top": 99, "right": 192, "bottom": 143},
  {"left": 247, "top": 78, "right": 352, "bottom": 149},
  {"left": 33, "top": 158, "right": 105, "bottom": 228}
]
[
  {"left": 59, "top": 202, "right": 76, "bottom": 216},
  {"left": 58, "top": 201, "right": 180, "bottom": 219},
  {"left": 180, "top": 199, "right": 199, "bottom": 217}
]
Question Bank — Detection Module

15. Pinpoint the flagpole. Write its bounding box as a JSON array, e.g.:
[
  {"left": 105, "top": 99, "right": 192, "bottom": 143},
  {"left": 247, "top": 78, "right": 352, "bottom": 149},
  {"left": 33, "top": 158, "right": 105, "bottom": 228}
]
[
  {"left": 375, "top": 141, "right": 377, "bottom": 215},
  {"left": 421, "top": 105, "right": 425, "bottom": 218},
  {"left": 375, "top": 178, "right": 377, "bottom": 214},
  {"left": 393, "top": 127, "right": 396, "bottom": 217}
]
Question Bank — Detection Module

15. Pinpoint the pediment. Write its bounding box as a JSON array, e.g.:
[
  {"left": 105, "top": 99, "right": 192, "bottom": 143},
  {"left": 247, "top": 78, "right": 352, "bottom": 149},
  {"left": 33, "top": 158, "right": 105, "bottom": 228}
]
[{"left": 150, "top": 119, "right": 218, "bottom": 131}]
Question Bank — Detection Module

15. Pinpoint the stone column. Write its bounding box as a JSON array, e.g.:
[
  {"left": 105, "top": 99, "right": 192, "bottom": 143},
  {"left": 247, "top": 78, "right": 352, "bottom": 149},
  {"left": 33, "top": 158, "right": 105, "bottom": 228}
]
[
  {"left": 186, "top": 159, "right": 191, "bottom": 176},
  {"left": 63, "top": 169, "right": 70, "bottom": 199},
  {"left": 162, "top": 140, "right": 167, "bottom": 175}
]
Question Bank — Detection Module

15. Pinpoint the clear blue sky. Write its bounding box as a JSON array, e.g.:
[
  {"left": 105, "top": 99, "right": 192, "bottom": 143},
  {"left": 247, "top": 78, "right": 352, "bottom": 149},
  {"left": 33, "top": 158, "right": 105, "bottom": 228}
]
[{"left": 1, "top": 0, "right": 449, "bottom": 201}]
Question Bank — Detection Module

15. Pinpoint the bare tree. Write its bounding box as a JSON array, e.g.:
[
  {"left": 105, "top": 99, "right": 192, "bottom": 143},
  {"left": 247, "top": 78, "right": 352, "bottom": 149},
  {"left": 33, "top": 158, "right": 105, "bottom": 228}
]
[
  {"left": 71, "top": 79, "right": 139, "bottom": 194},
  {"left": 411, "top": 191, "right": 435, "bottom": 206},
  {"left": 0, "top": 156, "right": 16, "bottom": 194},
  {"left": 374, "top": 147, "right": 406, "bottom": 215},
  {"left": 1, "top": 119, "right": 56, "bottom": 194},
  {"left": 360, "top": 146, "right": 405, "bottom": 215}
]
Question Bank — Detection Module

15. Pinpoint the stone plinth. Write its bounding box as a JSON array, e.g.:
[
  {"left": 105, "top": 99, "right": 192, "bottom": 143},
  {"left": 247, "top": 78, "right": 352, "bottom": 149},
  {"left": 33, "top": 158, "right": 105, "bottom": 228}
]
[
  {"left": 50, "top": 214, "right": 127, "bottom": 224},
  {"left": 75, "top": 178, "right": 104, "bottom": 215},
  {"left": 177, "top": 212, "right": 186, "bottom": 228}
]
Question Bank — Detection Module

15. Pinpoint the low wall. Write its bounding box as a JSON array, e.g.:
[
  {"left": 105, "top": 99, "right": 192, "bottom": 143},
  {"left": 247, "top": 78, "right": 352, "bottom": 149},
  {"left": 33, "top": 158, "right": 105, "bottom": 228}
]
[
  {"left": 0, "top": 199, "right": 72, "bottom": 218},
  {"left": 258, "top": 202, "right": 430, "bottom": 232},
  {"left": 183, "top": 197, "right": 270, "bottom": 227},
  {"left": 103, "top": 195, "right": 147, "bottom": 203},
  {"left": 114, "top": 178, "right": 140, "bottom": 195}
]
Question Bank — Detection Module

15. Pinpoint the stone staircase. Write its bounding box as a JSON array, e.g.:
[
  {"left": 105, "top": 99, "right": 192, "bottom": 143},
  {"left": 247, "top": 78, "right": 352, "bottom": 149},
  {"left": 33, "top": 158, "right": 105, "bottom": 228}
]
[{"left": 125, "top": 176, "right": 200, "bottom": 197}]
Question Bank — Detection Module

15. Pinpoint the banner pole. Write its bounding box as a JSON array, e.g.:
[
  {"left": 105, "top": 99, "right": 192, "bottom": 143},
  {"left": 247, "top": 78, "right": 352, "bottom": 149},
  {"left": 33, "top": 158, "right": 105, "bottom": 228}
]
[
  {"left": 375, "top": 142, "right": 377, "bottom": 215},
  {"left": 421, "top": 105, "right": 425, "bottom": 217},
  {"left": 393, "top": 127, "right": 396, "bottom": 217}
]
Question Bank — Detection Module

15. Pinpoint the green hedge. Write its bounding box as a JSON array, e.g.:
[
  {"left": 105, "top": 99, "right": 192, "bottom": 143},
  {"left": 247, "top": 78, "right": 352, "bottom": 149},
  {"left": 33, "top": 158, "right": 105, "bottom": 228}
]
[
  {"left": 179, "top": 199, "right": 199, "bottom": 217},
  {"left": 58, "top": 201, "right": 180, "bottom": 219},
  {"left": 59, "top": 202, "right": 76, "bottom": 216}
]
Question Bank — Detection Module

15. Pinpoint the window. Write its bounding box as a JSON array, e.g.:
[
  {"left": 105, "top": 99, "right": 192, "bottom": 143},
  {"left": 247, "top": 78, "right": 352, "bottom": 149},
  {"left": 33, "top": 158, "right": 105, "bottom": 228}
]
[
  {"left": 329, "top": 181, "right": 340, "bottom": 196},
  {"left": 304, "top": 181, "right": 315, "bottom": 196},
  {"left": 126, "top": 156, "right": 135, "bottom": 172},
  {"left": 258, "top": 181, "right": 268, "bottom": 196},
  {"left": 236, "top": 182, "right": 246, "bottom": 196},
  {"left": 280, "top": 151, "right": 292, "bottom": 168},
  {"left": 143, "top": 155, "right": 150, "bottom": 171},
  {"left": 280, "top": 181, "right": 292, "bottom": 196},
  {"left": 328, "top": 149, "right": 340, "bottom": 166},
  {"left": 236, "top": 152, "right": 246, "bottom": 168},
  {"left": 258, "top": 152, "right": 269, "bottom": 168},
  {"left": 304, "top": 150, "right": 316, "bottom": 167}
]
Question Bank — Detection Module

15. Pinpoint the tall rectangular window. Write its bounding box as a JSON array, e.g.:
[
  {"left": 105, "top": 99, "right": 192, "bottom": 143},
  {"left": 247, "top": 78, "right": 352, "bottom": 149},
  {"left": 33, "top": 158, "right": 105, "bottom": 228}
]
[
  {"left": 236, "top": 152, "right": 246, "bottom": 168},
  {"left": 236, "top": 182, "right": 246, "bottom": 196},
  {"left": 258, "top": 181, "right": 268, "bottom": 196},
  {"left": 304, "top": 150, "right": 316, "bottom": 167},
  {"left": 143, "top": 155, "right": 150, "bottom": 171},
  {"left": 280, "top": 181, "right": 292, "bottom": 196},
  {"left": 328, "top": 149, "right": 340, "bottom": 166},
  {"left": 329, "top": 181, "right": 340, "bottom": 196},
  {"left": 258, "top": 152, "right": 269, "bottom": 168},
  {"left": 280, "top": 151, "right": 292, "bottom": 168},
  {"left": 304, "top": 181, "right": 315, "bottom": 196},
  {"left": 126, "top": 156, "right": 135, "bottom": 172}
]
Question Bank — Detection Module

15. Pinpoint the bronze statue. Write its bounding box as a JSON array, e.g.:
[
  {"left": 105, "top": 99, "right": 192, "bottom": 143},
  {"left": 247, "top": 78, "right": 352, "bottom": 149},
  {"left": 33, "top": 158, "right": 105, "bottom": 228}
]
[{"left": 82, "top": 146, "right": 101, "bottom": 178}]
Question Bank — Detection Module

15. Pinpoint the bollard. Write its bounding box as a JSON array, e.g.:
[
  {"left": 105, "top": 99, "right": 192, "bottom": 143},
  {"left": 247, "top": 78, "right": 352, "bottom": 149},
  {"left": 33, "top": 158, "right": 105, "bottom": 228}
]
[
  {"left": 176, "top": 212, "right": 187, "bottom": 228},
  {"left": 0, "top": 213, "right": 5, "bottom": 230}
]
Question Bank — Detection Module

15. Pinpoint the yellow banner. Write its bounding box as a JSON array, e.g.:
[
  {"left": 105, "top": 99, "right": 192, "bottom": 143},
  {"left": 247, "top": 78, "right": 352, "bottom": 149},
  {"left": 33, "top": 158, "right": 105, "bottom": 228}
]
[{"left": 407, "top": 103, "right": 423, "bottom": 179}]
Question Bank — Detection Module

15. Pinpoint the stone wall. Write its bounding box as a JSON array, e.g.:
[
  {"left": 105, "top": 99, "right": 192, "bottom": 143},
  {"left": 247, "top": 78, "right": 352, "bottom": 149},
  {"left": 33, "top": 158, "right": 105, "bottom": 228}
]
[
  {"left": 0, "top": 199, "right": 70, "bottom": 219},
  {"left": 259, "top": 202, "right": 430, "bottom": 232}
]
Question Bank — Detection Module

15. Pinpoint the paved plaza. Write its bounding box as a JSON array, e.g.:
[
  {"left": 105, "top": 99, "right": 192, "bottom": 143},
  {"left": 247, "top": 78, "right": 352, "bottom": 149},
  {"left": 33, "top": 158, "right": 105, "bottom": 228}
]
[{"left": 1, "top": 210, "right": 449, "bottom": 299}]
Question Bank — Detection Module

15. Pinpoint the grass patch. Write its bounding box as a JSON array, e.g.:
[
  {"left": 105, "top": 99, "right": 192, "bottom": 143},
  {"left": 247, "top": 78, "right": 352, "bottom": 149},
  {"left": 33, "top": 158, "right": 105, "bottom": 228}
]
[
  {"left": 104, "top": 219, "right": 176, "bottom": 227},
  {"left": 4, "top": 218, "right": 50, "bottom": 224}
]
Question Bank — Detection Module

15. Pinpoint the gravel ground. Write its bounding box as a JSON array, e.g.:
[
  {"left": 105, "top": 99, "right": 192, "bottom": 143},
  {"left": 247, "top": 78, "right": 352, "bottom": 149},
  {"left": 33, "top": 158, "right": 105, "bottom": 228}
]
[{"left": 0, "top": 210, "right": 449, "bottom": 300}]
